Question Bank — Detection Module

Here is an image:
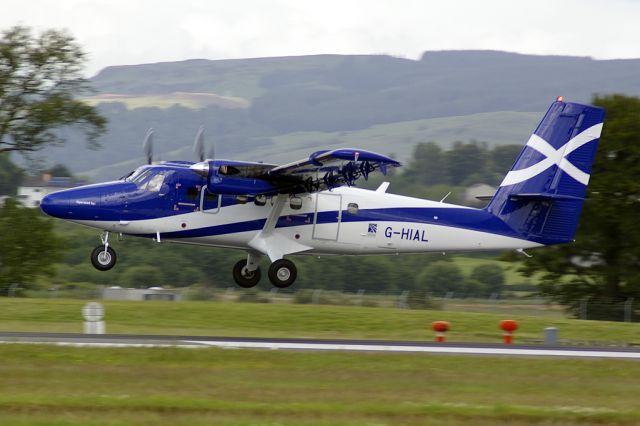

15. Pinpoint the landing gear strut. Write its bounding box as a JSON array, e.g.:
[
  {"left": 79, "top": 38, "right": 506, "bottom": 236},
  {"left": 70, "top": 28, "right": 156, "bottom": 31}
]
[{"left": 91, "top": 231, "right": 117, "bottom": 271}]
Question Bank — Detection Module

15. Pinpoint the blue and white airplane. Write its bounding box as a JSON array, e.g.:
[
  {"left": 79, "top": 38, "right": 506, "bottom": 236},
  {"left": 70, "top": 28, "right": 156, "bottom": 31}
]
[{"left": 41, "top": 99, "right": 605, "bottom": 288}]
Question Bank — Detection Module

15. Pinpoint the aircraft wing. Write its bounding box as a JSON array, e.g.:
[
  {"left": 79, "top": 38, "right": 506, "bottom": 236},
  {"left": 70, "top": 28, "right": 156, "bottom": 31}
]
[{"left": 268, "top": 148, "right": 401, "bottom": 193}]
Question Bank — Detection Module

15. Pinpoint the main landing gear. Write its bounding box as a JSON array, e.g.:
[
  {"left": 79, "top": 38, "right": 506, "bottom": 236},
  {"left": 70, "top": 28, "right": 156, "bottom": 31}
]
[
  {"left": 232, "top": 253, "right": 298, "bottom": 288},
  {"left": 91, "top": 231, "right": 117, "bottom": 271}
]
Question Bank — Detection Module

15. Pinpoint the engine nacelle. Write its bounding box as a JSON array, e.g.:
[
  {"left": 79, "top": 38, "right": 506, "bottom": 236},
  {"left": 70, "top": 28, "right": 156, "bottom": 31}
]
[
  {"left": 206, "top": 175, "right": 278, "bottom": 196},
  {"left": 189, "top": 161, "right": 280, "bottom": 196}
]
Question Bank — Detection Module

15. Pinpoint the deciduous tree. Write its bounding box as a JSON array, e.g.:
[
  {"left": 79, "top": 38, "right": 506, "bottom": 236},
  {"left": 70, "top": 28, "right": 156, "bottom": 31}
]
[{"left": 0, "top": 26, "right": 106, "bottom": 155}]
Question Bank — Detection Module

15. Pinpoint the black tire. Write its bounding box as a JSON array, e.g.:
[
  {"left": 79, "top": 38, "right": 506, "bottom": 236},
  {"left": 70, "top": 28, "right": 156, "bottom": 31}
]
[
  {"left": 91, "top": 246, "right": 117, "bottom": 271},
  {"left": 268, "top": 259, "right": 297, "bottom": 288},
  {"left": 233, "top": 259, "right": 261, "bottom": 288}
]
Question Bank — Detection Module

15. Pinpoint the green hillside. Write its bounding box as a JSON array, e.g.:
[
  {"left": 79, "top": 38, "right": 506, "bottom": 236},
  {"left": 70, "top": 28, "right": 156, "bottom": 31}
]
[{"left": 32, "top": 50, "right": 640, "bottom": 178}]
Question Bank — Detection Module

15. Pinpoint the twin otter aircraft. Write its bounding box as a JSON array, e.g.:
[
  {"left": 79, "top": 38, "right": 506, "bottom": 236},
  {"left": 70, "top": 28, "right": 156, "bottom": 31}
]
[{"left": 41, "top": 99, "right": 605, "bottom": 288}]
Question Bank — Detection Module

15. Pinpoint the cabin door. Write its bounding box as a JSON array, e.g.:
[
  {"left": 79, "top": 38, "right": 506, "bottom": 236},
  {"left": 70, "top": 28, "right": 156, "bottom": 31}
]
[{"left": 312, "top": 192, "right": 342, "bottom": 240}]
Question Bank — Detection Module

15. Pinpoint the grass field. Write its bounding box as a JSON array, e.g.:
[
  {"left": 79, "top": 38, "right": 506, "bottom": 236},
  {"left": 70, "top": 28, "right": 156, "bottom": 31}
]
[
  {"left": 1, "top": 298, "right": 638, "bottom": 346},
  {"left": 1, "top": 344, "right": 639, "bottom": 425}
]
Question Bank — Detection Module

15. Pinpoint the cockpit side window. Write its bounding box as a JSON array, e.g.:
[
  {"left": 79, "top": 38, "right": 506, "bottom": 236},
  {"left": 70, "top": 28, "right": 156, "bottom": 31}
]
[{"left": 144, "top": 173, "right": 166, "bottom": 192}]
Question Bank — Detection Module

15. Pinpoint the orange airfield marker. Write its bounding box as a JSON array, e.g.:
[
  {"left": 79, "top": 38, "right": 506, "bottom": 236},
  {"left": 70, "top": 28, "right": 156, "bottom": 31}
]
[
  {"left": 500, "top": 319, "right": 519, "bottom": 344},
  {"left": 432, "top": 321, "right": 450, "bottom": 343}
]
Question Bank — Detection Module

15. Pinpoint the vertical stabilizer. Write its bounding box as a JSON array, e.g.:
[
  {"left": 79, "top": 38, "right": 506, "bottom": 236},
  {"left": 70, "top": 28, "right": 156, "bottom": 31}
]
[{"left": 486, "top": 100, "right": 605, "bottom": 244}]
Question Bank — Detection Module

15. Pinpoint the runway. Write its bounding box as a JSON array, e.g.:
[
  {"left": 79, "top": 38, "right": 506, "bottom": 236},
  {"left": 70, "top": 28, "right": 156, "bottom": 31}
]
[{"left": 1, "top": 331, "right": 640, "bottom": 359}]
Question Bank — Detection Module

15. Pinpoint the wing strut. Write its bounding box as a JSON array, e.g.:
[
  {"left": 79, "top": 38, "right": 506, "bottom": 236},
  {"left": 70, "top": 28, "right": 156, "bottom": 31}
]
[{"left": 248, "top": 194, "right": 312, "bottom": 262}]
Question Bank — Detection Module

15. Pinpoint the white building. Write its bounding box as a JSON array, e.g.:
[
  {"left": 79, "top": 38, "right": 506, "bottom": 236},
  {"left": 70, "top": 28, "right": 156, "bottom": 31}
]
[
  {"left": 101, "top": 287, "right": 182, "bottom": 301},
  {"left": 464, "top": 183, "right": 496, "bottom": 205},
  {"left": 17, "top": 175, "right": 87, "bottom": 208}
]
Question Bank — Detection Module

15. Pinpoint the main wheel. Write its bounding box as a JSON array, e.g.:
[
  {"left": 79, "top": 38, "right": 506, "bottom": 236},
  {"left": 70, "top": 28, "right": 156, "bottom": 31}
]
[
  {"left": 232, "top": 259, "right": 261, "bottom": 288},
  {"left": 91, "top": 246, "right": 117, "bottom": 271},
  {"left": 268, "top": 259, "right": 297, "bottom": 288}
]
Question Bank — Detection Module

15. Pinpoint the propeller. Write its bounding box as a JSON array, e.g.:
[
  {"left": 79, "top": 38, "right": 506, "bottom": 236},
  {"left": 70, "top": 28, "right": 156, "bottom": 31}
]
[
  {"left": 190, "top": 126, "right": 215, "bottom": 177},
  {"left": 193, "top": 125, "right": 216, "bottom": 162},
  {"left": 142, "top": 128, "right": 154, "bottom": 165},
  {"left": 193, "top": 126, "right": 206, "bottom": 162}
]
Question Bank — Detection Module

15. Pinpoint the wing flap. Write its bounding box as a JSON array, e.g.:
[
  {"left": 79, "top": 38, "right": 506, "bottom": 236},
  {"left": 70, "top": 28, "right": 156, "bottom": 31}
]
[{"left": 268, "top": 148, "right": 400, "bottom": 192}]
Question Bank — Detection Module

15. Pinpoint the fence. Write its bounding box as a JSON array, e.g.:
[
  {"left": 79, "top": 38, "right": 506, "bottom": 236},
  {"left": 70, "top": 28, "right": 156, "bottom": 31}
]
[{"left": 8, "top": 284, "right": 640, "bottom": 323}]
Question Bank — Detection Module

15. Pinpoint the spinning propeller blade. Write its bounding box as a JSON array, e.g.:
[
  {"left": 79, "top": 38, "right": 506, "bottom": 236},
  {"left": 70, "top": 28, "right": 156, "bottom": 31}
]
[
  {"left": 142, "top": 128, "right": 154, "bottom": 165},
  {"left": 193, "top": 126, "right": 206, "bottom": 162}
]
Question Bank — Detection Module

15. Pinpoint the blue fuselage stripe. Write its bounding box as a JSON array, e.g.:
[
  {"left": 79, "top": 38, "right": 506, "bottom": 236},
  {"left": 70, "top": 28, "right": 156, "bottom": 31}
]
[{"left": 133, "top": 207, "right": 528, "bottom": 242}]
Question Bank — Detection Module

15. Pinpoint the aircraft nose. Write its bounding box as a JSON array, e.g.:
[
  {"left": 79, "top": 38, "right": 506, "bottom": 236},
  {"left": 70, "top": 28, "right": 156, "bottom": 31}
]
[{"left": 40, "top": 192, "right": 70, "bottom": 218}]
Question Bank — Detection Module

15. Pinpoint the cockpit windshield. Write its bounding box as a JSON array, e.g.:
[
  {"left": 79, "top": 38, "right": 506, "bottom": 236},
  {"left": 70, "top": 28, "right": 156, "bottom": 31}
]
[
  {"left": 124, "top": 167, "right": 168, "bottom": 192},
  {"left": 123, "top": 167, "right": 151, "bottom": 183}
]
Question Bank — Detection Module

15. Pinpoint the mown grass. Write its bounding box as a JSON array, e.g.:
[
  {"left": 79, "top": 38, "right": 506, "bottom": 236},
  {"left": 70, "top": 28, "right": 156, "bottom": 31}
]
[
  {"left": 0, "top": 344, "right": 639, "bottom": 425},
  {"left": 1, "top": 298, "right": 639, "bottom": 346}
]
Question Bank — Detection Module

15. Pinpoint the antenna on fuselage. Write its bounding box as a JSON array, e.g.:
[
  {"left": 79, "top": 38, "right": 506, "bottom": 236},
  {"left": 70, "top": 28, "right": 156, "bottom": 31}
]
[{"left": 142, "top": 128, "right": 154, "bottom": 165}]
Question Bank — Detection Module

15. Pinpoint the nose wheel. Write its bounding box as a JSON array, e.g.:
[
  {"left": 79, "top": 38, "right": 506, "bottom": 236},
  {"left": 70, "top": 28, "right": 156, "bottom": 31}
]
[
  {"left": 91, "top": 245, "right": 117, "bottom": 271},
  {"left": 91, "top": 231, "right": 117, "bottom": 271},
  {"left": 268, "top": 259, "right": 297, "bottom": 288}
]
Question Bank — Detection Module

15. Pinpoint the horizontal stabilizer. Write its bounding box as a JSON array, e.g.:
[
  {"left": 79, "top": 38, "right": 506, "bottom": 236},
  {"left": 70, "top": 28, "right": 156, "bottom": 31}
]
[{"left": 508, "top": 193, "right": 585, "bottom": 202}]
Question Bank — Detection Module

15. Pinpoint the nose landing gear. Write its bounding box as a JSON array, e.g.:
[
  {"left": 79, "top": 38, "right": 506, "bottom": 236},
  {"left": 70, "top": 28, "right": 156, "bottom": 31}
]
[{"left": 91, "top": 231, "right": 117, "bottom": 271}]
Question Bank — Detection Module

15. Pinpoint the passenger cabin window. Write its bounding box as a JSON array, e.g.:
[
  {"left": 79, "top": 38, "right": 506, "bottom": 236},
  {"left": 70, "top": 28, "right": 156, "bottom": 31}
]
[
  {"left": 204, "top": 191, "right": 217, "bottom": 202},
  {"left": 347, "top": 202, "right": 359, "bottom": 214},
  {"left": 186, "top": 187, "right": 199, "bottom": 200}
]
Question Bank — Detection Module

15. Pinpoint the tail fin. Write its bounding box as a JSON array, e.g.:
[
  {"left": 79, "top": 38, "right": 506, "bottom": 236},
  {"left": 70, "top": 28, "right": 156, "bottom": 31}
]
[{"left": 486, "top": 99, "right": 605, "bottom": 245}]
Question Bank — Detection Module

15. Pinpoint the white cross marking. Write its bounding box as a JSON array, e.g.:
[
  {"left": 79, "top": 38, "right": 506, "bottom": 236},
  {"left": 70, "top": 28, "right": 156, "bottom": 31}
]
[{"left": 500, "top": 123, "right": 603, "bottom": 187}]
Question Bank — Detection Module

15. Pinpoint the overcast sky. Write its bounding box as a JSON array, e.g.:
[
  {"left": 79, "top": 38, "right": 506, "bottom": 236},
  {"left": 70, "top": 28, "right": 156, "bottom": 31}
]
[{"left": 3, "top": 0, "right": 639, "bottom": 77}]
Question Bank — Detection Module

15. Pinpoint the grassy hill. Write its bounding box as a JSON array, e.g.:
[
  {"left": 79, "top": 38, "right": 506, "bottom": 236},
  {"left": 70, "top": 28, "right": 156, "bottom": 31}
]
[{"left": 31, "top": 50, "right": 640, "bottom": 178}]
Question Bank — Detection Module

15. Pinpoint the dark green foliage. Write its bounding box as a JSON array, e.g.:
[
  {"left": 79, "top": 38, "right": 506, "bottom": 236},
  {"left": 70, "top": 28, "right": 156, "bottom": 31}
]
[
  {"left": 120, "top": 265, "right": 163, "bottom": 289},
  {"left": 402, "top": 142, "right": 447, "bottom": 186},
  {"left": 517, "top": 94, "right": 640, "bottom": 319},
  {"left": 0, "top": 153, "right": 22, "bottom": 195},
  {"left": 470, "top": 264, "right": 505, "bottom": 297},
  {"left": 46, "top": 164, "right": 73, "bottom": 177},
  {"left": 445, "top": 141, "right": 489, "bottom": 185},
  {"left": 416, "top": 261, "right": 465, "bottom": 296},
  {"left": 0, "top": 199, "right": 61, "bottom": 292},
  {"left": 390, "top": 141, "right": 523, "bottom": 198},
  {"left": 0, "top": 26, "right": 106, "bottom": 155}
]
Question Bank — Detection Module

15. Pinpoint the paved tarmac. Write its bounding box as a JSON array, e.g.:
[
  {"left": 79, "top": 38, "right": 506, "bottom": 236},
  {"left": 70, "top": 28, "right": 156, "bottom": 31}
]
[{"left": 1, "top": 331, "right": 640, "bottom": 359}]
